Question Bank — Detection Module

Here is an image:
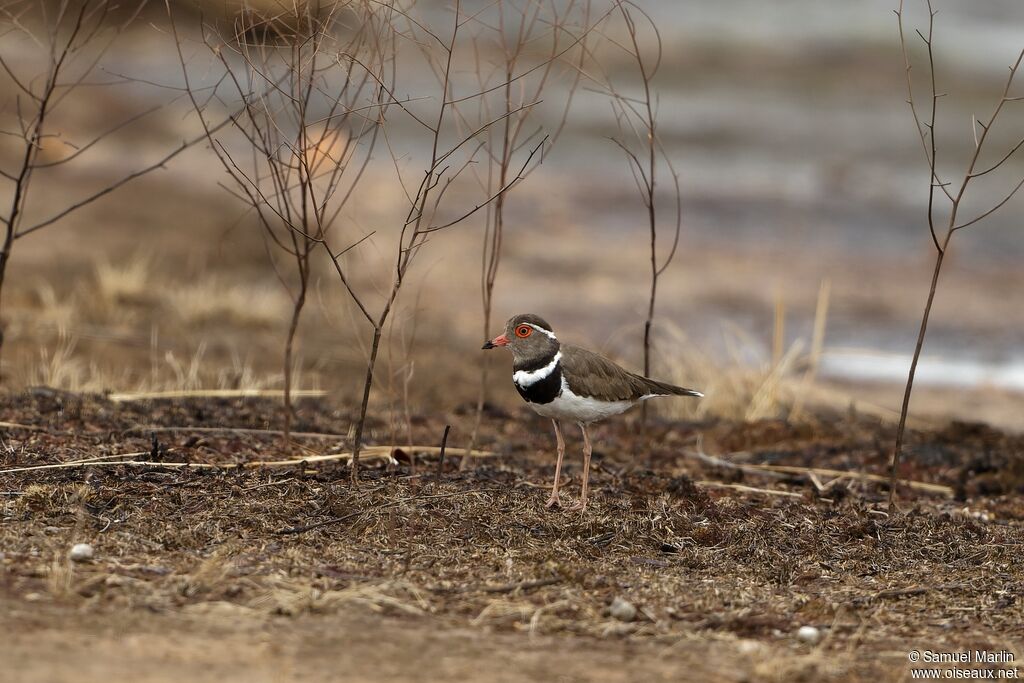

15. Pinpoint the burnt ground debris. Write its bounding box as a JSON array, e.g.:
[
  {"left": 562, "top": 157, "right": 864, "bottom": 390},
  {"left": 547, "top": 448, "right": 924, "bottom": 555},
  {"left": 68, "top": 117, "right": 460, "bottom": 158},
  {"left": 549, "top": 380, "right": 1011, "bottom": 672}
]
[{"left": 1, "top": 392, "right": 1022, "bottom": 682}]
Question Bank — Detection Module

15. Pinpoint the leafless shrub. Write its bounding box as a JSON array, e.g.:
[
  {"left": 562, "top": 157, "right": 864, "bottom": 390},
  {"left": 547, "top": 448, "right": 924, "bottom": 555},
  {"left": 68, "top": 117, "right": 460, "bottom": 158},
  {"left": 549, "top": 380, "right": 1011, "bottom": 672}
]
[
  {"left": 337, "top": 0, "right": 562, "bottom": 482},
  {"left": 889, "top": 1, "right": 1024, "bottom": 509},
  {"left": 459, "top": 0, "right": 593, "bottom": 464},
  {"left": 168, "top": 1, "right": 387, "bottom": 450},
  {"left": 594, "top": 0, "right": 682, "bottom": 431},
  {"left": 173, "top": 0, "right": 585, "bottom": 481},
  {"left": 0, "top": 0, "right": 212, "bottom": 374}
]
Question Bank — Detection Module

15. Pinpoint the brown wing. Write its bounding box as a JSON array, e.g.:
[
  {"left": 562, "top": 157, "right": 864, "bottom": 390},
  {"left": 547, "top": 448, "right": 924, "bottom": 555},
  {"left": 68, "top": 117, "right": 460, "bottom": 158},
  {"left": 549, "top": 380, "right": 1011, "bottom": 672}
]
[{"left": 560, "top": 345, "right": 702, "bottom": 401}]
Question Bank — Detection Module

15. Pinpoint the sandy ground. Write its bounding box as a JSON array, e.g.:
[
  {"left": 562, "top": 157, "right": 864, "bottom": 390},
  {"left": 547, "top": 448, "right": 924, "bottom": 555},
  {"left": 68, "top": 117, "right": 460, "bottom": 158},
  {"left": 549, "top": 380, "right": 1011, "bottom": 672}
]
[{"left": 2, "top": 603, "right": 753, "bottom": 683}]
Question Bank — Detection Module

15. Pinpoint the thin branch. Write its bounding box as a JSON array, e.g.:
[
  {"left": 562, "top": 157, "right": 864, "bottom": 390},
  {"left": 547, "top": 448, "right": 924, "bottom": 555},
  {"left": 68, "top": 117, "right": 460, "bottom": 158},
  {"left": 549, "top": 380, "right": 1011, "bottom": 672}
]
[
  {"left": 31, "top": 104, "right": 161, "bottom": 168},
  {"left": 423, "top": 135, "right": 548, "bottom": 233},
  {"left": 16, "top": 120, "right": 230, "bottom": 239},
  {"left": 895, "top": 1, "right": 954, "bottom": 249},
  {"left": 969, "top": 133, "right": 1024, "bottom": 178},
  {"left": 445, "top": 3, "right": 615, "bottom": 106},
  {"left": 951, "top": 175, "right": 1024, "bottom": 232}
]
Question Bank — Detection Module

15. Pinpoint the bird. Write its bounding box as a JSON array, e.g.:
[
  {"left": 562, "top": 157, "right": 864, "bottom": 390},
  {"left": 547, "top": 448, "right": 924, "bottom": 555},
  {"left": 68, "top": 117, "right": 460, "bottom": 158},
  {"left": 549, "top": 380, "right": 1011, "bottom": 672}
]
[{"left": 483, "top": 313, "right": 702, "bottom": 511}]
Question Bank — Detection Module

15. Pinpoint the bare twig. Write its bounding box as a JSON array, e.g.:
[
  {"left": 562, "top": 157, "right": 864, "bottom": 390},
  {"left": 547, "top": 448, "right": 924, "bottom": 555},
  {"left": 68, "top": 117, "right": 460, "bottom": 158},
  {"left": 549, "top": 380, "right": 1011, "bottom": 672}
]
[
  {"left": 889, "top": 2, "right": 1024, "bottom": 510},
  {"left": 679, "top": 449, "right": 789, "bottom": 479},
  {"left": 169, "top": 1, "right": 385, "bottom": 452},
  {"left": 604, "top": 1, "right": 682, "bottom": 433},
  {"left": 108, "top": 389, "right": 326, "bottom": 402},
  {"left": 680, "top": 450, "right": 952, "bottom": 495},
  {"left": 0, "top": 0, "right": 209, "bottom": 371},
  {"left": 0, "top": 421, "right": 43, "bottom": 431},
  {"left": 126, "top": 425, "right": 346, "bottom": 439},
  {"left": 694, "top": 481, "right": 803, "bottom": 499},
  {"left": 751, "top": 464, "right": 953, "bottom": 496},
  {"left": 0, "top": 447, "right": 397, "bottom": 475},
  {"left": 340, "top": 0, "right": 575, "bottom": 483},
  {"left": 436, "top": 423, "right": 451, "bottom": 480}
]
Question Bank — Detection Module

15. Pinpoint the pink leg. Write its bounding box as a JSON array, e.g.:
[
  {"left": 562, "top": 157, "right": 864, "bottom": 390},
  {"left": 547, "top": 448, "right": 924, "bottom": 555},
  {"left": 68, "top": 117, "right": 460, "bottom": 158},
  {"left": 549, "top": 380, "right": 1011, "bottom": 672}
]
[
  {"left": 568, "top": 422, "right": 592, "bottom": 511},
  {"left": 545, "top": 419, "right": 565, "bottom": 509}
]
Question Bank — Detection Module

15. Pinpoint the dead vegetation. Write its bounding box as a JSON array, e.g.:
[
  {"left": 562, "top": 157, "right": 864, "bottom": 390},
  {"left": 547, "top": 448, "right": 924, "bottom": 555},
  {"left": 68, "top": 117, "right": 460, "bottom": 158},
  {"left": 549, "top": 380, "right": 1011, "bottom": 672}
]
[
  {"left": 890, "top": 1, "right": 1024, "bottom": 507},
  {"left": 1, "top": 393, "right": 1022, "bottom": 682},
  {"left": 599, "top": 0, "right": 683, "bottom": 432},
  {"left": 0, "top": 0, "right": 213, "bottom": 367},
  {"left": 464, "top": 0, "right": 590, "bottom": 458},
  {"left": 166, "top": 0, "right": 601, "bottom": 477}
]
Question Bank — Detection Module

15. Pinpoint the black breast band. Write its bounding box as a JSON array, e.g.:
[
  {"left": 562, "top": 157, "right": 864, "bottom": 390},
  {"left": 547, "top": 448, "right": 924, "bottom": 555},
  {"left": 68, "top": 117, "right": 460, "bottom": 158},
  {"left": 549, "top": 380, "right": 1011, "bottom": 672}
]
[{"left": 515, "top": 363, "right": 562, "bottom": 405}]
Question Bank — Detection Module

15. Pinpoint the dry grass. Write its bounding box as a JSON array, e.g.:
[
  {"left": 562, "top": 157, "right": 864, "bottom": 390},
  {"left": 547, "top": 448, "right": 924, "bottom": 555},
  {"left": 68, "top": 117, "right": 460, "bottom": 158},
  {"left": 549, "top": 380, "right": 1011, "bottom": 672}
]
[
  {"left": 30, "top": 283, "right": 77, "bottom": 329},
  {"left": 164, "top": 278, "right": 291, "bottom": 328},
  {"left": 656, "top": 321, "right": 809, "bottom": 422},
  {"left": 95, "top": 254, "right": 154, "bottom": 306},
  {"left": 5, "top": 227, "right": 1021, "bottom": 435},
  {"left": 652, "top": 286, "right": 819, "bottom": 423},
  {"left": 157, "top": 344, "right": 282, "bottom": 393},
  {"left": 29, "top": 333, "right": 106, "bottom": 392},
  {"left": 23, "top": 334, "right": 287, "bottom": 396},
  {"left": 46, "top": 552, "right": 76, "bottom": 601},
  {"left": 15, "top": 257, "right": 854, "bottom": 423},
  {"left": 3, "top": 257, "right": 735, "bottom": 420},
  {"left": 1, "top": 393, "right": 1022, "bottom": 681},
  {"left": 8, "top": 263, "right": 1003, "bottom": 436},
  {"left": 655, "top": 283, "right": 921, "bottom": 427}
]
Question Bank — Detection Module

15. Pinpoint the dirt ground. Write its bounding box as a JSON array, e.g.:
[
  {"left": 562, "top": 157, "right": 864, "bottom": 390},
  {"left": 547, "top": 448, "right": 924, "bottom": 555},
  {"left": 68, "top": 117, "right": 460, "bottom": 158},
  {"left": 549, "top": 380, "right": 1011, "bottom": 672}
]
[{"left": 1, "top": 392, "right": 1022, "bottom": 682}]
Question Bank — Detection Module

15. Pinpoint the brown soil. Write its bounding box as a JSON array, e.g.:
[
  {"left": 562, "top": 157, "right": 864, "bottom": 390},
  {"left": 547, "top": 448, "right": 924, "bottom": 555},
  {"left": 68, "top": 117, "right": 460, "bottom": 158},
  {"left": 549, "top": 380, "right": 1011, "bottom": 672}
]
[{"left": 2, "top": 392, "right": 1023, "bottom": 682}]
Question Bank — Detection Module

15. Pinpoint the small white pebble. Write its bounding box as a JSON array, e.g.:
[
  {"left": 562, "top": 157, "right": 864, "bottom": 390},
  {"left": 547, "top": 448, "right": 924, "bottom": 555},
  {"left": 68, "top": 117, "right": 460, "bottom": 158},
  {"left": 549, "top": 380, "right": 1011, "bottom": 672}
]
[
  {"left": 956, "top": 507, "right": 993, "bottom": 523},
  {"left": 69, "top": 543, "right": 94, "bottom": 562},
  {"left": 796, "top": 625, "right": 821, "bottom": 644},
  {"left": 609, "top": 596, "right": 637, "bottom": 622}
]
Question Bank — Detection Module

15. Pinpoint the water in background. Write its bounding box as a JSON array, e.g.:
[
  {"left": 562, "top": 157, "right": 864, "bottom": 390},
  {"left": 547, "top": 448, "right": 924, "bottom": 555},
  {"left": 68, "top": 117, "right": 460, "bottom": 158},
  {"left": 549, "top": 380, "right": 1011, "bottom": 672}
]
[
  {"left": 556, "top": 1, "right": 1024, "bottom": 391},
  {"left": 562, "top": 0, "right": 1024, "bottom": 260}
]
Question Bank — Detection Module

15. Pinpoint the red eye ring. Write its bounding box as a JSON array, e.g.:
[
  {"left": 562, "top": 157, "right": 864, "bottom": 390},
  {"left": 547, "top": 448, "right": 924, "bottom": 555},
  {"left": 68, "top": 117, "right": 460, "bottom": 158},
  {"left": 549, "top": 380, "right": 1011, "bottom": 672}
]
[{"left": 515, "top": 325, "right": 532, "bottom": 338}]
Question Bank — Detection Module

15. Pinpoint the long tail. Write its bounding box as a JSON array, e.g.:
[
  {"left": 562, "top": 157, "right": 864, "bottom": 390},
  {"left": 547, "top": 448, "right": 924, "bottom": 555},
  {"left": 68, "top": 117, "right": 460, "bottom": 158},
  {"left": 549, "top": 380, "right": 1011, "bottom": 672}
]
[{"left": 641, "top": 377, "right": 704, "bottom": 398}]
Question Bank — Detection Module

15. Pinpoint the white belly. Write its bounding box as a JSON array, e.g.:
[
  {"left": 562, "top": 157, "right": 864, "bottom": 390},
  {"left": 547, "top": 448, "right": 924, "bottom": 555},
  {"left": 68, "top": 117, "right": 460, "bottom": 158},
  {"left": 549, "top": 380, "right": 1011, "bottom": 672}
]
[{"left": 526, "top": 377, "right": 637, "bottom": 424}]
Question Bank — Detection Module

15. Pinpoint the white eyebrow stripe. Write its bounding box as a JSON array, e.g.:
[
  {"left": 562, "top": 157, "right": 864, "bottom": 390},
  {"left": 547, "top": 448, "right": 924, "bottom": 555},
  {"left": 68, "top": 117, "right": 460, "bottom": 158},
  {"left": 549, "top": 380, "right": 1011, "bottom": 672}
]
[
  {"left": 513, "top": 351, "right": 561, "bottom": 387},
  {"left": 527, "top": 323, "right": 557, "bottom": 340}
]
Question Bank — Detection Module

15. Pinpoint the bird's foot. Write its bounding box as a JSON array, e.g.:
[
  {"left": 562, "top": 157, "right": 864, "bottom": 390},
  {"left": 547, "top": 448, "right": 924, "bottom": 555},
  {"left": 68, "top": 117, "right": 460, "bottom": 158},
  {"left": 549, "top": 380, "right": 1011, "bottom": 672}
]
[
  {"left": 565, "top": 499, "right": 588, "bottom": 512},
  {"left": 545, "top": 494, "right": 562, "bottom": 509}
]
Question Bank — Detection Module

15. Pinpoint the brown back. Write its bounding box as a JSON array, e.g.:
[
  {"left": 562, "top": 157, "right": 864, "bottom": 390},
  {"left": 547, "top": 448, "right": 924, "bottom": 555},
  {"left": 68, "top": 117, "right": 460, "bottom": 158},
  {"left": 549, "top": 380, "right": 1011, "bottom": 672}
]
[{"left": 560, "top": 345, "right": 699, "bottom": 401}]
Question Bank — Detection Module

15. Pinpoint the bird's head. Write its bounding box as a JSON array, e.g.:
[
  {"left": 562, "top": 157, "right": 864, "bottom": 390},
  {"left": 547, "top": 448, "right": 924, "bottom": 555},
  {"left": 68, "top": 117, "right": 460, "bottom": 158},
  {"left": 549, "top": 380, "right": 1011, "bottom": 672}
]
[{"left": 482, "top": 313, "right": 559, "bottom": 366}]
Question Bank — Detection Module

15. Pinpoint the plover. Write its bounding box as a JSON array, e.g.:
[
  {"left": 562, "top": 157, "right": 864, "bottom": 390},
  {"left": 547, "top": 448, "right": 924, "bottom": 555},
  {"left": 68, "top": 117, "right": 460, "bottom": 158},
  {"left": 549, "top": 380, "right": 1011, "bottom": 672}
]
[{"left": 483, "top": 313, "right": 702, "bottom": 510}]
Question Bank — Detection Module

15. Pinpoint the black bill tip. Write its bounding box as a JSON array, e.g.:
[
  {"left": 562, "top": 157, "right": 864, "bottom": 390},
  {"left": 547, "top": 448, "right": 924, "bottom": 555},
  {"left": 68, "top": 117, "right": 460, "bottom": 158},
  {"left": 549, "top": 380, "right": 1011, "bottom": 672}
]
[{"left": 481, "top": 341, "right": 495, "bottom": 350}]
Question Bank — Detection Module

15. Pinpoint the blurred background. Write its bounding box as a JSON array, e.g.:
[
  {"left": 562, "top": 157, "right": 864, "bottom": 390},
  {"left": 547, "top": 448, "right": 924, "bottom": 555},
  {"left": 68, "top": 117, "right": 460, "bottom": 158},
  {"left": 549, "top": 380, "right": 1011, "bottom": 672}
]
[{"left": 1, "top": 0, "right": 1022, "bottom": 430}]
